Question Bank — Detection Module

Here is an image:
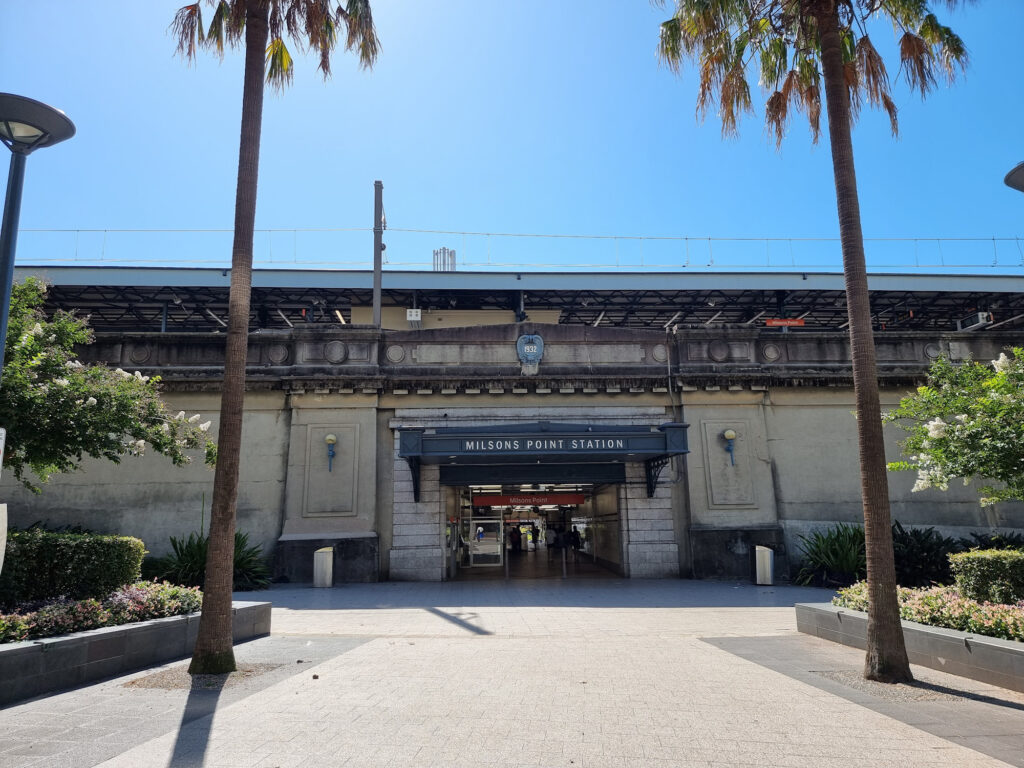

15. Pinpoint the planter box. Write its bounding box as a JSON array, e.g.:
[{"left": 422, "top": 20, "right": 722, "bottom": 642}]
[
  {"left": 0, "top": 600, "right": 271, "bottom": 708},
  {"left": 796, "top": 602, "right": 1024, "bottom": 694}
]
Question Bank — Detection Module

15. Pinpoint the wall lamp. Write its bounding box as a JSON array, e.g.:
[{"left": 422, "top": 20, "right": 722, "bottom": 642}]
[
  {"left": 722, "top": 429, "right": 737, "bottom": 465},
  {"left": 325, "top": 434, "right": 337, "bottom": 472}
]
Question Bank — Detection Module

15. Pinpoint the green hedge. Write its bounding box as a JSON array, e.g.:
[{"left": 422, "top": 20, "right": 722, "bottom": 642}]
[
  {"left": 0, "top": 530, "right": 145, "bottom": 608},
  {"left": 949, "top": 549, "right": 1024, "bottom": 605}
]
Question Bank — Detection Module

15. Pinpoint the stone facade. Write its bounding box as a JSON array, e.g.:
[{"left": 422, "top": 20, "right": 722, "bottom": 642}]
[{"left": 4, "top": 322, "right": 1023, "bottom": 583}]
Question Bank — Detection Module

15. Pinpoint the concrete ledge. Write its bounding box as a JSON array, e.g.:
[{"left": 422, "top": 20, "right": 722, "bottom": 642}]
[
  {"left": 0, "top": 601, "right": 271, "bottom": 708},
  {"left": 796, "top": 602, "right": 1024, "bottom": 694}
]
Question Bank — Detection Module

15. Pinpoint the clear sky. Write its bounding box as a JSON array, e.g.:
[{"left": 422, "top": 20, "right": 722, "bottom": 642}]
[{"left": 3, "top": 1, "right": 1022, "bottom": 272}]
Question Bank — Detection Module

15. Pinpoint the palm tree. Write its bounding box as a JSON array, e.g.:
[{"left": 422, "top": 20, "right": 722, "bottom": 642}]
[
  {"left": 658, "top": 0, "right": 968, "bottom": 682},
  {"left": 171, "top": 0, "right": 379, "bottom": 674}
]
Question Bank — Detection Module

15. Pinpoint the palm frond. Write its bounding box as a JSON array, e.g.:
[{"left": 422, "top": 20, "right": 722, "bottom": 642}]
[
  {"left": 658, "top": 18, "right": 684, "bottom": 71},
  {"left": 918, "top": 13, "right": 968, "bottom": 81},
  {"left": 203, "top": 0, "right": 234, "bottom": 58},
  {"left": 764, "top": 90, "right": 788, "bottom": 148},
  {"left": 898, "top": 31, "right": 936, "bottom": 96},
  {"left": 719, "top": 58, "right": 753, "bottom": 137},
  {"left": 265, "top": 37, "right": 295, "bottom": 90},
  {"left": 170, "top": 3, "right": 204, "bottom": 62},
  {"left": 337, "top": 0, "right": 380, "bottom": 69}
]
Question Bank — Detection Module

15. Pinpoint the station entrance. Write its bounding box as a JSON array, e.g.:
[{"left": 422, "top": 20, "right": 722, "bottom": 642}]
[
  {"left": 397, "top": 420, "right": 689, "bottom": 581},
  {"left": 444, "top": 482, "right": 623, "bottom": 580}
]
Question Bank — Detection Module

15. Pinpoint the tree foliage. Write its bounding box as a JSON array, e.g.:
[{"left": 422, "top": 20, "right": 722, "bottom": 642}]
[
  {"left": 658, "top": 0, "right": 969, "bottom": 145},
  {"left": 0, "top": 278, "right": 216, "bottom": 491},
  {"left": 171, "top": 0, "right": 380, "bottom": 87},
  {"left": 886, "top": 349, "right": 1024, "bottom": 506}
]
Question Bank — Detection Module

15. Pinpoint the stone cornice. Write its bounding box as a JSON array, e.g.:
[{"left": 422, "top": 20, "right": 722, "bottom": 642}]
[{"left": 78, "top": 324, "right": 1023, "bottom": 393}]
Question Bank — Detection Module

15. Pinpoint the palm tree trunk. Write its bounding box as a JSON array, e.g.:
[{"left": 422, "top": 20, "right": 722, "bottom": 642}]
[
  {"left": 189, "top": 0, "right": 268, "bottom": 675},
  {"left": 815, "top": 1, "right": 912, "bottom": 683}
]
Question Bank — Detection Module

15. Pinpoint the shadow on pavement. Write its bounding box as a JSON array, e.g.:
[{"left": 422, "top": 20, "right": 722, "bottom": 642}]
[
  {"left": 167, "top": 675, "right": 226, "bottom": 768},
  {"left": 238, "top": 579, "right": 835, "bottom": 610}
]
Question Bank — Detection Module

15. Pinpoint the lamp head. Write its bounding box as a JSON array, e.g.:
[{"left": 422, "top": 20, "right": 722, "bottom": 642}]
[
  {"left": 0, "top": 93, "right": 75, "bottom": 155},
  {"left": 722, "top": 429, "right": 737, "bottom": 441},
  {"left": 1006, "top": 162, "right": 1024, "bottom": 194},
  {"left": 324, "top": 434, "right": 337, "bottom": 446}
]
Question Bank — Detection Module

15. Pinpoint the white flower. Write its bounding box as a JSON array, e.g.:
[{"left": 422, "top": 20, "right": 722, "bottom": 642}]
[
  {"left": 133, "top": 371, "right": 149, "bottom": 382},
  {"left": 188, "top": 414, "right": 201, "bottom": 424},
  {"left": 85, "top": 397, "right": 97, "bottom": 406},
  {"left": 992, "top": 353, "right": 1011, "bottom": 373},
  {"left": 65, "top": 360, "right": 84, "bottom": 370},
  {"left": 53, "top": 378, "right": 69, "bottom": 387},
  {"left": 955, "top": 414, "right": 968, "bottom": 423},
  {"left": 160, "top": 423, "right": 170, "bottom": 433},
  {"left": 29, "top": 323, "right": 43, "bottom": 336},
  {"left": 114, "top": 368, "right": 131, "bottom": 379},
  {"left": 199, "top": 421, "right": 211, "bottom": 432},
  {"left": 926, "top": 418, "right": 947, "bottom": 439},
  {"left": 175, "top": 411, "right": 185, "bottom": 420}
]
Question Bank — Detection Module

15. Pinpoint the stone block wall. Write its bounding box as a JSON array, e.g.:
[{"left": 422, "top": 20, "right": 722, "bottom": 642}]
[
  {"left": 388, "top": 456, "right": 444, "bottom": 580},
  {"left": 623, "top": 463, "right": 679, "bottom": 578}
]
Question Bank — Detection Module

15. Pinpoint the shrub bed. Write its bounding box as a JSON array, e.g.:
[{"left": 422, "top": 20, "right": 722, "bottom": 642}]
[
  {"left": 950, "top": 549, "right": 1024, "bottom": 605},
  {"left": 833, "top": 581, "right": 1024, "bottom": 643},
  {"left": 0, "top": 530, "right": 145, "bottom": 607},
  {"left": 148, "top": 530, "right": 270, "bottom": 591},
  {"left": 0, "top": 581, "right": 202, "bottom": 644}
]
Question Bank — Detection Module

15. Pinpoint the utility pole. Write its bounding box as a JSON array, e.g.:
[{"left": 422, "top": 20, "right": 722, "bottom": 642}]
[{"left": 372, "top": 180, "right": 383, "bottom": 328}]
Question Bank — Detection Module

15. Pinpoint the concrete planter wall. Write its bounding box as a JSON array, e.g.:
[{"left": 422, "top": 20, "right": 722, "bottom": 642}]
[
  {"left": 796, "top": 602, "right": 1024, "bottom": 694},
  {"left": 0, "top": 600, "right": 271, "bottom": 708}
]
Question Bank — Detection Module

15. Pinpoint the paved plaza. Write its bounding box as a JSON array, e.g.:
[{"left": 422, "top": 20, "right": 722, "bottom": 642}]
[{"left": 2, "top": 578, "right": 1024, "bottom": 767}]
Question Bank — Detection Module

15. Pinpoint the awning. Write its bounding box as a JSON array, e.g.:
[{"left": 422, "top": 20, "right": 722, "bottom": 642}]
[{"left": 398, "top": 421, "right": 688, "bottom": 500}]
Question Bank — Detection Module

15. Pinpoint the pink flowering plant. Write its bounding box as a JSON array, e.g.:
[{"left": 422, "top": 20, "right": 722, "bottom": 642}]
[
  {"left": 834, "top": 581, "right": 1024, "bottom": 643},
  {"left": 0, "top": 278, "right": 217, "bottom": 491},
  {"left": 0, "top": 581, "right": 202, "bottom": 644},
  {"left": 885, "top": 348, "right": 1024, "bottom": 506}
]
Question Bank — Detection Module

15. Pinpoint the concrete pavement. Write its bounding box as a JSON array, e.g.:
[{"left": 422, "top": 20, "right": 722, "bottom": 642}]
[{"left": 2, "top": 578, "right": 1023, "bottom": 768}]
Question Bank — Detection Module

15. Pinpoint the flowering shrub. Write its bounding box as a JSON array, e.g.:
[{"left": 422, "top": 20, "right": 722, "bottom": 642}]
[
  {"left": 0, "top": 278, "right": 217, "bottom": 491},
  {"left": 0, "top": 581, "right": 202, "bottom": 644},
  {"left": 833, "top": 581, "right": 1024, "bottom": 643},
  {"left": 885, "top": 348, "right": 1024, "bottom": 506}
]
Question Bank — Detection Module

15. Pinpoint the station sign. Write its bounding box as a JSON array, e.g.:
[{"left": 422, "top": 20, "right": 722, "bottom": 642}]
[
  {"left": 765, "top": 318, "right": 805, "bottom": 327},
  {"left": 472, "top": 493, "right": 586, "bottom": 507}
]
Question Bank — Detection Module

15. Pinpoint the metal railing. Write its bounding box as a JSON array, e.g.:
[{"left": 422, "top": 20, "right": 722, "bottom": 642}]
[{"left": 15, "top": 228, "right": 1024, "bottom": 273}]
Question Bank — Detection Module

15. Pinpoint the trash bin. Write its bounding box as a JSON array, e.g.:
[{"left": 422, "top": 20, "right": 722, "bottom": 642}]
[
  {"left": 314, "top": 546, "right": 334, "bottom": 588},
  {"left": 754, "top": 545, "right": 774, "bottom": 586}
]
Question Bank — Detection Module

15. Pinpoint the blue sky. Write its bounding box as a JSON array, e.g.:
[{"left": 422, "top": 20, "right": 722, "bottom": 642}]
[{"left": 3, "top": 1, "right": 1022, "bottom": 272}]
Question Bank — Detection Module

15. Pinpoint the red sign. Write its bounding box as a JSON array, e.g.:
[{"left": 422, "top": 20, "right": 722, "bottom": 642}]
[
  {"left": 765, "top": 318, "right": 805, "bottom": 327},
  {"left": 472, "top": 493, "right": 586, "bottom": 507}
]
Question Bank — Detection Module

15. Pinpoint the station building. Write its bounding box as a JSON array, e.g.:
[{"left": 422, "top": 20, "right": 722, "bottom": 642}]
[{"left": 6, "top": 265, "right": 1024, "bottom": 583}]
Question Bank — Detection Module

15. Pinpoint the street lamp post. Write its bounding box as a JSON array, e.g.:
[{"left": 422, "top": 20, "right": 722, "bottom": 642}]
[
  {"left": 1006, "top": 162, "right": 1024, "bottom": 195},
  {"left": 0, "top": 93, "right": 76, "bottom": 380}
]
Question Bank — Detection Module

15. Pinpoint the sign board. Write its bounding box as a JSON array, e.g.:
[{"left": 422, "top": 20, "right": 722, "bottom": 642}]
[
  {"left": 0, "top": 427, "right": 5, "bottom": 480},
  {"left": 765, "top": 318, "right": 805, "bottom": 327},
  {"left": 472, "top": 493, "right": 586, "bottom": 507}
]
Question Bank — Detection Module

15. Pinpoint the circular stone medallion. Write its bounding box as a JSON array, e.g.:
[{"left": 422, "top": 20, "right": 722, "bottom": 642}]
[
  {"left": 324, "top": 340, "right": 348, "bottom": 364},
  {"left": 651, "top": 343, "right": 668, "bottom": 363},
  {"left": 760, "top": 343, "right": 782, "bottom": 362},
  {"left": 385, "top": 345, "right": 406, "bottom": 363},
  {"left": 708, "top": 340, "right": 729, "bottom": 362},
  {"left": 128, "top": 344, "right": 151, "bottom": 364},
  {"left": 924, "top": 342, "right": 941, "bottom": 360},
  {"left": 267, "top": 344, "right": 289, "bottom": 365}
]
